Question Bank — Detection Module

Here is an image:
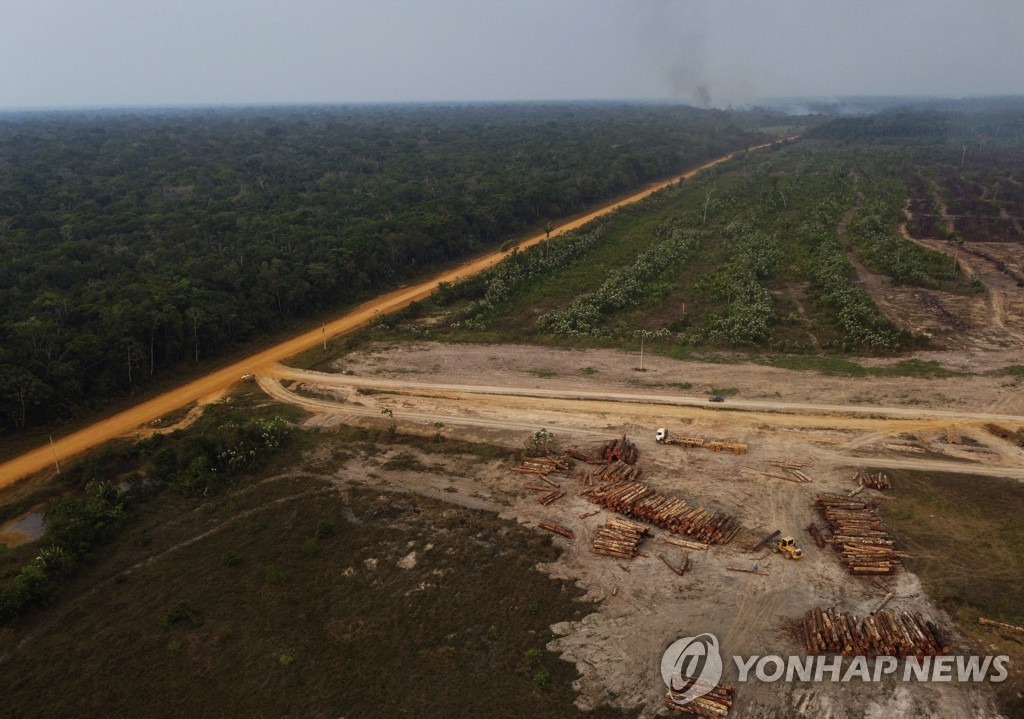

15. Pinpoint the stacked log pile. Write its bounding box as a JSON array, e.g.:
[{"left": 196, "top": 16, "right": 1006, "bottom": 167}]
[
  {"left": 984, "top": 423, "right": 1024, "bottom": 448},
  {"left": 578, "top": 459, "right": 642, "bottom": 486},
  {"left": 513, "top": 456, "right": 570, "bottom": 504},
  {"left": 815, "top": 495, "right": 901, "bottom": 575},
  {"left": 600, "top": 436, "right": 639, "bottom": 464},
  {"left": 664, "top": 684, "right": 736, "bottom": 717},
  {"left": 592, "top": 518, "right": 649, "bottom": 559},
  {"left": 802, "top": 606, "right": 951, "bottom": 657},
  {"left": 856, "top": 470, "right": 893, "bottom": 490},
  {"left": 585, "top": 480, "right": 740, "bottom": 544},
  {"left": 511, "top": 456, "right": 570, "bottom": 476}
]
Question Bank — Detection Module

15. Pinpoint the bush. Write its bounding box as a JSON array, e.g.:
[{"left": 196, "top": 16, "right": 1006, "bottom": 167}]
[
  {"left": 265, "top": 565, "right": 288, "bottom": 585},
  {"left": 314, "top": 520, "right": 336, "bottom": 539},
  {"left": 45, "top": 481, "right": 125, "bottom": 557},
  {"left": 161, "top": 600, "right": 204, "bottom": 628}
]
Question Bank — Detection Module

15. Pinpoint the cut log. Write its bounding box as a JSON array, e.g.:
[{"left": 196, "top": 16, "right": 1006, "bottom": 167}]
[
  {"left": 566, "top": 448, "right": 603, "bottom": 464},
  {"left": 727, "top": 567, "right": 769, "bottom": 576},
  {"left": 658, "top": 553, "right": 689, "bottom": 576},
  {"left": 805, "top": 523, "right": 826, "bottom": 549},
  {"left": 978, "top": 617, "right": 1024, "bottom": 635},
  {"left": 665, "top": 537, "right": 709, "bottom": 551},
  {"left": 539, "top": 523, "right": 574, "bottom": 540},
  {"left": 871, "top": 592, "right": 894, "bottom": 615},
  {"left": 750, "top": 529, "right": 781, "bottom": 552}
]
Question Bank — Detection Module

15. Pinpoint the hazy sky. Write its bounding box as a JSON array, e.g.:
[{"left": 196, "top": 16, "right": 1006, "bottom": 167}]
[{"left": 2, "top": 0, "right": 1022, "bottom": 109}]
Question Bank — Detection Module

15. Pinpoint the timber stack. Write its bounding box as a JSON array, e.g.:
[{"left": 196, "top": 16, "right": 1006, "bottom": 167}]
[
  {"left": 511, "top": 456, "right": 569, "bottom": 476},
  {"left": 592, "top": 517, "right": 649, "bottom": 559},
  {"left": 983, "top": 423, "right": 1024, "bottom": 448},
  {"left": 802, "top": 606, "right": 951, "bottom": 657},
  {"left": 578, "top": 459, "right": 642, "bottom": 486},
  {"left": 584, "top": 480, "right": 740, "bottom": 544},
  {"left": 815, "top": 495, "right": 901, "bottom": 575},
  {"left": 856, "top": 470, "right": 892, "bottom": 490},
  {"left": 600, "top": 435, "right": 639, "bottom": 464},
  {"left": 664, "top": 683, "right": 735, "bottom": 717}
]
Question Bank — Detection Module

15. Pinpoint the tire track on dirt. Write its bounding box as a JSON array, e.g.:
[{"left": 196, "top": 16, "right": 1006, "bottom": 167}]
[{"left": 263, "top": 373, "right": 1024, "bottom": 481}]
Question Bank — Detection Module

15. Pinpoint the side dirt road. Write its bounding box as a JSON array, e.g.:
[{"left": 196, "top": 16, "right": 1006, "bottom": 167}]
[{"left": 0, "top": 140, "right": 788, "bottom": 491}]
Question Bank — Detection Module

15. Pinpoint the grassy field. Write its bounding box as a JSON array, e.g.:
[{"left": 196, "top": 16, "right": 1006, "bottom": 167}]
[
  {"left": 0, "top": 455, "right": 628, "bottom": 718},
  {"left": 883, "top": 469, "right": 1024, "bottom": 715}
]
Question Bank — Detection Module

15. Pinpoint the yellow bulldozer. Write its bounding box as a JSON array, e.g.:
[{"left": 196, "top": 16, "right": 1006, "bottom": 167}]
[{"left": 771, "top": 536, "right": 803, "bottom": 560}]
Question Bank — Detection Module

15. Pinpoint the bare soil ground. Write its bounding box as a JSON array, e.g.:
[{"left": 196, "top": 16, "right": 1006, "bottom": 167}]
[
  {"left": 249, "top": 340, "right": 1024, "bottom": 718},
  {"left": 885, "top": 203, "right": 1024, "bottom": 350}
]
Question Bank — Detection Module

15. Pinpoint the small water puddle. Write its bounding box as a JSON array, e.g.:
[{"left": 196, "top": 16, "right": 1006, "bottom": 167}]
[{"left": 0, "top": 509, "right": 46, "bottom": 548}]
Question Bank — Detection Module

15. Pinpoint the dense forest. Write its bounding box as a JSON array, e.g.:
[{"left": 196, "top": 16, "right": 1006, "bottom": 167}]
[{"left": 0, "top": 103, "right": 777, "bottom": 434}]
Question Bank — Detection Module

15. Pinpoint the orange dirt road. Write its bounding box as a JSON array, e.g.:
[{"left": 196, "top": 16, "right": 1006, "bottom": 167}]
[{"left": 0, "top": 140, "right": 786, "bottom": 489}]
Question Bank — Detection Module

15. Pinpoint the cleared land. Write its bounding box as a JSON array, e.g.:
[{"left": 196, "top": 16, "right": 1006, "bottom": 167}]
[
  {"left": 4, "top": 126, "right": 1023, "bottom": 718},
  {"left": 237, "top": 340, "right": 1021, "bottom": 717}
]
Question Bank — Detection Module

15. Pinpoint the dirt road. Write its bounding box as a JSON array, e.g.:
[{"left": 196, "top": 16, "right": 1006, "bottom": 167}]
[
  {"left": 258, "top": 369, "right": 1024, "bottom": 481},
  {"left": 268, "top": 364, "right": 1024, "bottom": 425},
  {"left": 0, "top": 141, "right": 785, "bottom": 490}
]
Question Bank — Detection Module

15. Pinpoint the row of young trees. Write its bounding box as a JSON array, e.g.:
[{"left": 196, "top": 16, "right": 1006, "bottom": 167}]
[
  {"left": 418, "top": 140, "right": 921, "bottom": 354},
  {"left": 0, "top": 104, "right": 773, "bottom": 433}
]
